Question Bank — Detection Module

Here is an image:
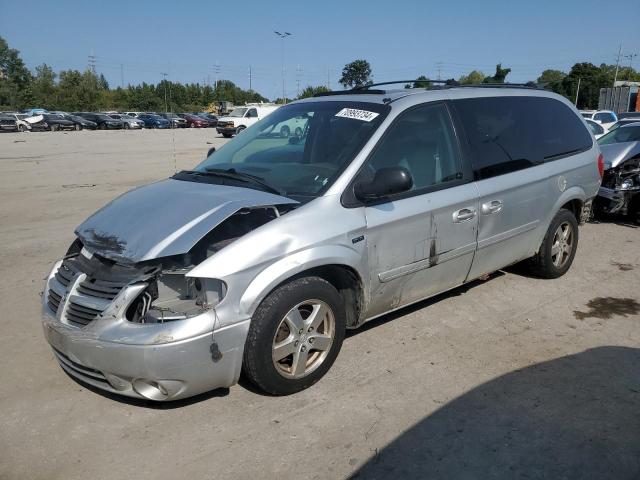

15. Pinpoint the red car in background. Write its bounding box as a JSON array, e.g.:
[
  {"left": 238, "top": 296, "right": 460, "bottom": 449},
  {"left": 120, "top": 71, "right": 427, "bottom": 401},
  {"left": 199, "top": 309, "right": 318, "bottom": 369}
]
[{"left": 179, "top": 113, "right": 212, "bottom": 128}]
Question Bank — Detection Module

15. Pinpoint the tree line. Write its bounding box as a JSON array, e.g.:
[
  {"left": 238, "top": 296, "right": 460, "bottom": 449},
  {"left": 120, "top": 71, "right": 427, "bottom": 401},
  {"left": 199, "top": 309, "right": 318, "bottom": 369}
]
[{"left": 2, "top": 35, "right": 639, "bottom": 112}]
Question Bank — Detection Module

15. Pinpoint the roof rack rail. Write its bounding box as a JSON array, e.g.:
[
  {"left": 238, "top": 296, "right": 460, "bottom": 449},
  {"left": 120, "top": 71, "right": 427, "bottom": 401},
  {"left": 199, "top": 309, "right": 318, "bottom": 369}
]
[{"left": 312, "top": 80, "right": 543, "bottom": 97}]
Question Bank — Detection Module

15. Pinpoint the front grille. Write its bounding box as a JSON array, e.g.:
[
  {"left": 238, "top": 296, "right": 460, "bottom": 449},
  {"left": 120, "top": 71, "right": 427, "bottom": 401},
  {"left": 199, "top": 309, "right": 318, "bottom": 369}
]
[
  {"left": 48, "top": 290, "right": 62, "bottom": 313},
  {"left": 47, "top": 255, "right": 130, "bottom": 328},
  {"left": 65, "top": 301, "right": 103, "bottom": 327}
]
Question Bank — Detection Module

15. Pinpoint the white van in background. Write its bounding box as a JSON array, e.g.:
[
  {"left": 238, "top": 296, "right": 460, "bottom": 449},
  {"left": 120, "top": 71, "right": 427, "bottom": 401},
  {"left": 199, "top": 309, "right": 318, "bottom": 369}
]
[{"left": 216, "top": 103, "right": 280, "bottom": 137}]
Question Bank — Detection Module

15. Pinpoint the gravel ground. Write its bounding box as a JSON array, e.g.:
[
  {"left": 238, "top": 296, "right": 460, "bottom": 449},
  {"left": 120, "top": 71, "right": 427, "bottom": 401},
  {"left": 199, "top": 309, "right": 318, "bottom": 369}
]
[{"left": 0, "top": 129, "right": 639, "bottom": 480}]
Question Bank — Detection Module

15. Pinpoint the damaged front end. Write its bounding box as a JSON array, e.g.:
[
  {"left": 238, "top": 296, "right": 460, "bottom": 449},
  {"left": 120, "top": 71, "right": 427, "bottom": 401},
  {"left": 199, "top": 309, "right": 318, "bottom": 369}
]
[
  {"left": 42, "top": 179, "right": 298, "bottom": 400},
  {"left": 595, "top": 156, "right": 640, "bottom": 219}
]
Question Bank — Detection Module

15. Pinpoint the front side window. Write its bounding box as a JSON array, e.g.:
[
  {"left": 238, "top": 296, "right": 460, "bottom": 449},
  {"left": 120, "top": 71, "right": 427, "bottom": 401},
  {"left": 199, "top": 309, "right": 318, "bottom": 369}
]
[
  {"left": 229, "top": 108, "right": 248, "bottom": 117},
  {"left": 453, "top": 96, "right": 592, "bottom": 179},
  {"left": 247, "top": 108, "right": 258, "bottom": 118},
  {"left": 190, "top": 101, "right": 389, "bottom": 200},
  {"left": 363, "top": 103, "right": 462, "bottom": 191},
  {"left": 587, "top": 120, "right": 604, "bottom": 135}
]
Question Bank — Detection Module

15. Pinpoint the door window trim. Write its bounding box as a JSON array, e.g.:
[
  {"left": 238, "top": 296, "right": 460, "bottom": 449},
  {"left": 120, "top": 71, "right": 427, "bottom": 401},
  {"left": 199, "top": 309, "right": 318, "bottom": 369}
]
[{"left": 341, "top": 101, "right": 474, "bottom": 208}]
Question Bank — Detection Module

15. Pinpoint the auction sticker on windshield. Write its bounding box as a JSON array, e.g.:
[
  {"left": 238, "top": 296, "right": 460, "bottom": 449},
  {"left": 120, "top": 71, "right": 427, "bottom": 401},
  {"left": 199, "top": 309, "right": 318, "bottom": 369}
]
[{"left": 335, "top": 108, "right": 379, "bottom": 122}]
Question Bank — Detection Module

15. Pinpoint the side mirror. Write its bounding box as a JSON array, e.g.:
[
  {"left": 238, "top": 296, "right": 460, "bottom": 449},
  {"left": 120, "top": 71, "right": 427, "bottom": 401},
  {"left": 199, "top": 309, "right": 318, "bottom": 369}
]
[
  {"left": 354, "top": 166, "right": 413, "bottom": 202},
  {"left": 206, "top": 146, "right": 216, "bottom": 158}
]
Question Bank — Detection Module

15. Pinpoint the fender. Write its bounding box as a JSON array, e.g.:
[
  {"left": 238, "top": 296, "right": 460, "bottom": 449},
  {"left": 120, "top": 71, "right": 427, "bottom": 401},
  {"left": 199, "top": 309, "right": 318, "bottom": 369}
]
[
  {"left": 534, "top": 185, "right": 587, "bottom": 249},
  {"left": 238, "top": 244, "right": 366, "bottom": 318}
]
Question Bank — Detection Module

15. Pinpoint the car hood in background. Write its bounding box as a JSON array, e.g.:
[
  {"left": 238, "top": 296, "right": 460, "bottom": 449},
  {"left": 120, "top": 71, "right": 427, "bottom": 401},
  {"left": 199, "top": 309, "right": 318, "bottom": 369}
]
[
  {"left": 600, "top": 141, "right": 640, "bottom": 169},
  {"left": 75, "top": 178, "right": 297, "bottom": 263}
]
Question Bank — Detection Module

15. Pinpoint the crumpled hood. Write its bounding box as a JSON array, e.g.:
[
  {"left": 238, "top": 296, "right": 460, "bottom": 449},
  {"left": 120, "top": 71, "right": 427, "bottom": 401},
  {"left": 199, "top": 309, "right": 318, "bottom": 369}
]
[
  {"left": 76, "top": 178, "right": 297, "bottom": 263},
  {"left": 601, "top": 141, "right": 640, "bottom": 169}
]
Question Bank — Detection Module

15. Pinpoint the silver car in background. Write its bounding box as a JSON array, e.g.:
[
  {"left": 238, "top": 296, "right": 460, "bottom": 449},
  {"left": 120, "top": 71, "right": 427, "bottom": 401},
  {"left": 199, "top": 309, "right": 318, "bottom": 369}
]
[
  {"left": 109, "top": 113, "right": 144, "bottom": 129},
  {"left": 42, "top": 85, "right": 601, "bottom": 401}
]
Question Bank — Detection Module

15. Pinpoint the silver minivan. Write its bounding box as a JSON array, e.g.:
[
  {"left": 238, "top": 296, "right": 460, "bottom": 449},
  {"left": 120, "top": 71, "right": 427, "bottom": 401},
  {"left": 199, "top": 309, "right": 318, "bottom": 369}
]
[{"left": 42, "top": 84, "right": 602, "bottom": 401}]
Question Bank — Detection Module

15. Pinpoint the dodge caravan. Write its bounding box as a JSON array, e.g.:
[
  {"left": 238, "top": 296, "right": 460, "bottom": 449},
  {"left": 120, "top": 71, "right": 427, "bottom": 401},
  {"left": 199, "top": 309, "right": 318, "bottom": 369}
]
[{"left": 42, "top": 84, "right": 602, "bottom": 400}]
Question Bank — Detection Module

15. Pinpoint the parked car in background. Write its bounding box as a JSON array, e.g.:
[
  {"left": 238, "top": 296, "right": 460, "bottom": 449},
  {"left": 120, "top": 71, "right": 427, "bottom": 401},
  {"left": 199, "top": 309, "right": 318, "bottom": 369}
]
[
  {"left": 179, "top": 113, "right": 210, "bottom": 128},
  {"left": 585, "top": 119, "right": 607, "bottom": 139},
  {"left": 617, "top": 112, "right": 640, "bottom": 120},
  {"left": 62, "top": 114, "right": 98, "bottom": 130},
  {"left": 0, "top": 113, "right": 17, "bottom": 131},
  {"left": 595, "top": 136, "right": 640, "bottom": 222},
  {"left": 607, "top": 118, "right": 640, "bottom": 133},
  {"left": 29, "top": 114, "right": 76, "bottom": 131},
  {"left": 137, "top": 113, "right": 171, "bottom": 129},
  {"left": 123, "top": 111, "right": 145, "bottom": 119},
  {"left": 108, "top": 113, "right": 144, "bottom": 129},
  {"left": 580, "top": 110, "right": 618, "bottom": 129},
  {"left": 72, "top": 112, "right": 124, "bottom": 129},
  {"left": 216, "top": 104, "right": 279, "bottom": 137},
  {"left": 4, "top": 113, "right": 32, "bottom": 132},
  {"left": 159, "top": 113, "right": 188, "bottom": 128},
  {"left": 41, "top": 85, "right": 600, "bottom": 401},
  {"left": 195, "top": 112, "right": 218, "bottom": 127},
  {"left": 597, "top": 122, "right": 640, "bottom": 147},
  {"left": 23, "top": 108, "right": 47, "bottom": 116}
]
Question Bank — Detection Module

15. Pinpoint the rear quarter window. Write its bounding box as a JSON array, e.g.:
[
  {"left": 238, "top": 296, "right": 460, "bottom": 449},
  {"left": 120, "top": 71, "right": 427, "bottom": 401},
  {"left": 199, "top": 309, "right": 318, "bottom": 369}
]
[{"left": 453, "top": 96, "right": 592, "bottom": 179}]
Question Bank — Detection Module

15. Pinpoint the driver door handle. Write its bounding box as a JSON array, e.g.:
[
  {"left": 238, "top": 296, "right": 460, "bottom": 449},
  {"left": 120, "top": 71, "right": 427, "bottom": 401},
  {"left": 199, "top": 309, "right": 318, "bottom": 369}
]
[
  {"left": 453, "top": 207, "right": 477, "bottom": 223},
  {"left": 481, "top": 200, "right": 503, "bottom": 215}
]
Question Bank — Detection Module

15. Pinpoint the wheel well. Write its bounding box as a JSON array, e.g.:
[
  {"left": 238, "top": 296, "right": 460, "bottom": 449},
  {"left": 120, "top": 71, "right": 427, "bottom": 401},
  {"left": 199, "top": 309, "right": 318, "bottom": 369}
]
[
  {"left": 289, "top": 265, "right": 363, "bottom": 328},
  {"left": 561, "top": 199, "right": 583, "bottom": 222}
]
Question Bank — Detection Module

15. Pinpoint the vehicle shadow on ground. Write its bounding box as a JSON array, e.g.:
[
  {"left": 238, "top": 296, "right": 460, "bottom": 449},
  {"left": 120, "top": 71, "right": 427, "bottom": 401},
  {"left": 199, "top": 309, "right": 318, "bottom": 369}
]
[{"left": 350, "top": 346, "right": 640, "bottom": 479}]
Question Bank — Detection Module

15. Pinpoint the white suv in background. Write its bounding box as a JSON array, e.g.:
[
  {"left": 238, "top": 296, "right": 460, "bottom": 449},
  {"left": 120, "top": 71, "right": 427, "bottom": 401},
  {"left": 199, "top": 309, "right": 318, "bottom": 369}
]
[
  {"left": 216, "top": 104, "right": 280, "bottom": 137},
  {"left": 580, "top": 110, "right": 618, "bottom": 130}
]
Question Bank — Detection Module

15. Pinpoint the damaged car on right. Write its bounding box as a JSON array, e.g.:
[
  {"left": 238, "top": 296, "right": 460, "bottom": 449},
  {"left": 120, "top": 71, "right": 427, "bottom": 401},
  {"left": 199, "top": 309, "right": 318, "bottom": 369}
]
[{"left": 594, "top": 122, "right": 640, "bottom": 222}]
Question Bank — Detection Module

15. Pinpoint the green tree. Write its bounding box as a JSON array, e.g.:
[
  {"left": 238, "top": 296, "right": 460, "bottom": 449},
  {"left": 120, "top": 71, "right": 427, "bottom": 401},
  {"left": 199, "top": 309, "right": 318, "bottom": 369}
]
[
  {"left": 339, "top": 59, "right": 372, "bottom": 88},
  {"left": 404, "top": 75, "right": 430, "bottom": 89},
  {"left": 537, "top": 69, "right": 565, "bottom": 84},
  {"left": 31, "top": 64, "right": 57, "bottom": 109},
  {"left": 556, "top": 62, "right": 610, "bottom": 109},
  {"left": 483, "top": 63, "right": 511, "bottom": 83},
  {"left": 458, "top": 70, "right": 485, "bottom": 85},
  {"left": 298, "top": 85, "right": 330, "bottom": 99},
  {"left": 0, "top": 36, "right": 33, "bottom": 109}
]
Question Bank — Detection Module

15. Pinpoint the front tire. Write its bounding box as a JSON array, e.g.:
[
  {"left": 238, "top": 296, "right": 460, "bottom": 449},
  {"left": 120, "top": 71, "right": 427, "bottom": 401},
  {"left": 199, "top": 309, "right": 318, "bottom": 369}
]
[
  {"left": 526, "top": 209, "right": 578, "bottom": 279},
  {"left": 243, "top": 276, "right": 346, "bottom": 395},
  {"left": 235, "top": 126, "right": 246, "bottom": 135}
]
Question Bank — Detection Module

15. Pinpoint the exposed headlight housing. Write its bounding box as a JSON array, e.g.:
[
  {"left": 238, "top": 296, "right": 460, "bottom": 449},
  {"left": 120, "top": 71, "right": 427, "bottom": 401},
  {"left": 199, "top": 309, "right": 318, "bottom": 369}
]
[{"left": 126, "top": 271, "right": 226, "bottom": 323}]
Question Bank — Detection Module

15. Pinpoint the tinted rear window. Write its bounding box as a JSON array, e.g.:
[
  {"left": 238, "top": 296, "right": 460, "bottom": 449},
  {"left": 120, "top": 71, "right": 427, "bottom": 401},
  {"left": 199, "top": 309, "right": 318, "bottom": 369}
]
[{"left": 453, "top": 96, "right": 592, "bottom": 179}]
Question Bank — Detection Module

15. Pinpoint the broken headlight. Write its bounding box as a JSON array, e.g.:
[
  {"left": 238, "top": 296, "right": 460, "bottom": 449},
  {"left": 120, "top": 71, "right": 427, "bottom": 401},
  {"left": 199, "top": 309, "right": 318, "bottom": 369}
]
[{"left": 127, "top": 271, "right": 226, "bottom": 323}]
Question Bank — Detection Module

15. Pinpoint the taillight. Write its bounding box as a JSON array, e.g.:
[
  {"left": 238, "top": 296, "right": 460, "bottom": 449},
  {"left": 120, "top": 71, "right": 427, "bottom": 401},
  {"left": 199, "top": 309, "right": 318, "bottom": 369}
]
[{"left": 597, "top": 153, "right": 604, "bottom": 178}]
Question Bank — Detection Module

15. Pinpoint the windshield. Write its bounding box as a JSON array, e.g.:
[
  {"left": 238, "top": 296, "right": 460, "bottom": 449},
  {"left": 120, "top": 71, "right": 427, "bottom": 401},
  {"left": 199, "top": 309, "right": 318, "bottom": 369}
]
[
  {"left": 598, "top": 125, "right": 640, "bottom": 145},
  {"left": 228, "top": 108, "right": 248, "bottom": 117},
  {"left": 190, "top": 101, "right": 389, "bottom": 200}
]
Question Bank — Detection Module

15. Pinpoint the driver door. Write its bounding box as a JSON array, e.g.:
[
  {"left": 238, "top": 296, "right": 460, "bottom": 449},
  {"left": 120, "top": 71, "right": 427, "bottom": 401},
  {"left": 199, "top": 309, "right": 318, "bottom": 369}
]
[{"left": 360, "top": 103, "right": 479, "bottom": 318}]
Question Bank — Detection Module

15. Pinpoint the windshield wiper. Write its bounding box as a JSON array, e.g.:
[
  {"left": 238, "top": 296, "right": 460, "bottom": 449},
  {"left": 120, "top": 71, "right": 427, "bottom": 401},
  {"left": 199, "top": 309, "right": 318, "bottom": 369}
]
[{"left": 196, "top": 167, "right": 283, "bottom": 195}]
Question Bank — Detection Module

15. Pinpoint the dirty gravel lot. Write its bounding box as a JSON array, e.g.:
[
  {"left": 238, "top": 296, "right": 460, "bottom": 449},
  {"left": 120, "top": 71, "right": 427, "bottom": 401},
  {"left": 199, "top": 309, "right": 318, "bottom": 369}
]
[{"left": 1, "top": 129, "right": 639, "bottom": 480}]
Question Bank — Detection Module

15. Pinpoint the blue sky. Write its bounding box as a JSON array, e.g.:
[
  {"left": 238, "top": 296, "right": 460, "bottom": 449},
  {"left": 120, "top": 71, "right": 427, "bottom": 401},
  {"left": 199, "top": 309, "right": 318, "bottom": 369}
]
[{"left": 1, "top": 0, "right": 639, "bottom": 100}]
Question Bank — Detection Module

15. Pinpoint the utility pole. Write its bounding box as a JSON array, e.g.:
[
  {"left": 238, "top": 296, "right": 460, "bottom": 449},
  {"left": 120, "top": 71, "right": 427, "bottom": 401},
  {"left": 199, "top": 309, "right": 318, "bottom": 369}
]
[
  {"left": 436, "top": 61, "right": 443, "bottom": 81},
  {"left": 213, "top": 62, "right": 221, "bottom": 89},
  {"left": 161, "top": 72, "right": 169, "bottom": 113},
  {"left": 120, "top": 64, "right": 124, "bottom": 88},
  {"left": 248, "top": 65, "right": 252, "bottom": 91},
  {"left": 88, "top": 50, "right": 96, "bottom": 74},
  {"left": 296, "top": 64, "right": 302, "bottom": 97},
  {"left": 274, "top": 31, "right": 292, "bottom": 103},
  {"left": 613, "top": 43, "right": 623, "bottom": 86},
  {"left": 574, "top": 77, "right": 581, "bottom": 106},
  {"left": 624, "top": 53, "right": 638, "bottom": 80},
  {"left": 327, "top": 67, "right": 331, "bottom": 90}
]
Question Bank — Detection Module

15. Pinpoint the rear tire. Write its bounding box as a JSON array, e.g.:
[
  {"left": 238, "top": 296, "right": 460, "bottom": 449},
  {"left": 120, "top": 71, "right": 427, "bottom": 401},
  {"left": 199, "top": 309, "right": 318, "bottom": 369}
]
[
  {"left": 124, "top": 122, "right": 130, "bottom": 129},
  {"left": 50, "top": 124, "right": 58, "bottom": 132},
  {"left": 243, "top": 276, "right": 346, "bottom": 395},
  {"left": 525, "top": 209, "right": 579, "bottom": 279},
  {"left": 18, "top": 124, "right": 26, "bottom": 132},
  {"left": 74, "top": 124, "right": 82, "bottom": 131}
]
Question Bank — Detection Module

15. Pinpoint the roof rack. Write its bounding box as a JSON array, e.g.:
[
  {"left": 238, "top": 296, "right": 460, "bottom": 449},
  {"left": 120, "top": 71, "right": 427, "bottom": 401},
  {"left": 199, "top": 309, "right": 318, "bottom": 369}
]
[{"left": 313, "top": 80, "right": 543, "bottom": 97}]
